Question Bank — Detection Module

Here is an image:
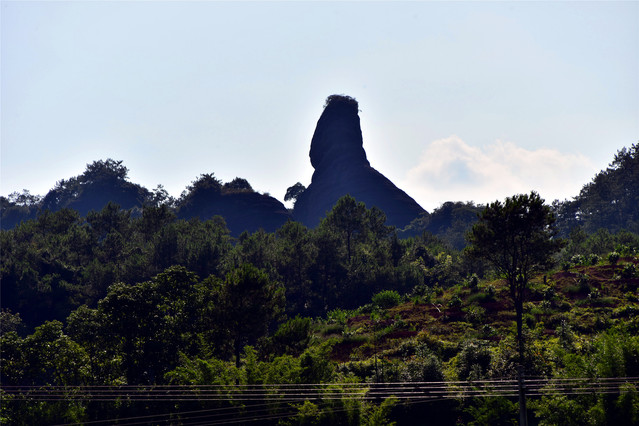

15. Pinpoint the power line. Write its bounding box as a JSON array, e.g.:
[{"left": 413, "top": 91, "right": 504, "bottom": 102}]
[{"left": 4, "top": 377, "right": 638, "bottom": 425}]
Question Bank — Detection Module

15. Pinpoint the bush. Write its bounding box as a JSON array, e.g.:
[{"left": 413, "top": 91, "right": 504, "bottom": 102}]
[
  {"left": 571, "top": 254, "right": 585, "bottom": 266},
  {"left": 577, "top": 273, "right": 590, "bottom": 292},
  {"left": 447, "top": 294, "right": 462, "bottom": 309},
  {"left": 456, "top": 339, "right": 491, "bottom": 380},
  {"left": 372, "top": 290, "right": 401, "bottom": 309},
  {"left": 401, "top": 352, "right": 444, "bottom": 382},
  {"left": 466, "top": 274, "right": 479, "bottom": 291},
  {"left": 621, "top": 264, "right": 637, "bottom": 279},
  {"left": 608, "top": 251, "right": 621, "bottom": 265},
  {"left": 327, "top": 308, "right": 355, "bottom": 325},
  {"left": 464, "top": 305, "right": 485, "bottom": 324}
]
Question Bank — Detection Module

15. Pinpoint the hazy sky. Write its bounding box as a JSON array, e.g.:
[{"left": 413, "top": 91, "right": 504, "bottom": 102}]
[{"left": 2, "top": 1, "right": 637, "bottom": 211}]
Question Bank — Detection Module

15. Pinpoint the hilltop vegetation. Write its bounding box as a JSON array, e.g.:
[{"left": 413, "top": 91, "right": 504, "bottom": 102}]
[{"left": 1, "top": 160, "right": 290, "bottom": 236}]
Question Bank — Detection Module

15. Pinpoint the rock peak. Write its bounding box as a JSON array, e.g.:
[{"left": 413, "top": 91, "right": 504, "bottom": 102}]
[
  {"left": 294, "top": 95, "right": 426, "bottom": 228},
  {"left": 309, "top": 94, "right": 369, "bottom": 170}
]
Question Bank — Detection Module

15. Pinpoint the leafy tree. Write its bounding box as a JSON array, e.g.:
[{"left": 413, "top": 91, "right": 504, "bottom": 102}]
[
  {"left": 309, "top": 225, "right": 345, "bottom": 312},
  {"left": 285, "top": 182, "right": 306, "bottom": 203},
  {"left": 148, "top": 184, "right": 176, "bottom": 208},
  {"left": 467, "top": 192, "right": 561, "bottom": 367},
  {"left": 95, "top": 266, "right": 201, "bottom": 383},
  {"left": 371, "top": 290, "right": 401, "bottom": 309},
  {"left": 275, "top": 220, "right": 316, "bottom": 314},
  {"left": 7, "top": 189, "right": 42, "bottom": 206},
  {"left": 214, "top": 263, "right": 285, "bottom": 368},
  {"left": 178, "top": 174, "right": 222, "bottom": 209},
  {"left": 137, "top": 204, "right": 176, "bottom": 240},
  {"left": 467, "top": 191, "right": 562, "bottom": 423},
  {"left": 0, "top": 321, "right": 91, "bottom": 424},
  {"left": 0, "top": 310, "right": 25, "bottom": 336},
  {"left": 222, "top": 177, "right": 253, "bottom": 193},
  {"left": 270, "top": 315, "right": 312, "bottom": 356},
  {"left": 232, "top": 229, "right": 277, "bottom": 273},
  {"left": 401, "top": 202, "right": 483, "bottom": 249},
  {"left": 323, "top": 195, "right": 367, "bottom": 262}
]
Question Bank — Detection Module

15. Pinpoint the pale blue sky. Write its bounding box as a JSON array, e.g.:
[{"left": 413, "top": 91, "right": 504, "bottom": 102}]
[{"left": 2, "top": 1, "right": 637, "bottom": 211}]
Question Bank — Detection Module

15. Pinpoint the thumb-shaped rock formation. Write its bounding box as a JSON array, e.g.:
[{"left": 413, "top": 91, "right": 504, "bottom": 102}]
[{"left": 293, "top": 95, "right": 426, "bottom": 228}]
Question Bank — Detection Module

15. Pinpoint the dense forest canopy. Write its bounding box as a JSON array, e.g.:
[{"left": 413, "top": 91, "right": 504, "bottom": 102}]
[
  {"left": 1, "top": 144, "right": 639, "bottom": 424},
  {"left": 554, "top": 143, "right": 639, "bottom": 235}
]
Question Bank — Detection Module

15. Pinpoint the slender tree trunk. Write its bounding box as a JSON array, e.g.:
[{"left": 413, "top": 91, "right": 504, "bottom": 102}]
[
  {"left": 516, "top": 298, "right": 528, "bottom": 426},
  {"left": 518, "top": 365, "right": 527, "bottom": 426},
  {"left": 235, "top": 334, "right": 241, "bottom": 385}
]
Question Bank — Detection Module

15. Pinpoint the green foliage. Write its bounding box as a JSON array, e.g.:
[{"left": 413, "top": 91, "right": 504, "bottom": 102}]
[
  {"left": 608, "top": 251, "right": 621, "bottom": 265},
  {"left": 271, "top": 315, "right": 312, "bottom": 356},
  {"left": 464, "top": 397, "right": 518, "bottom": 426},
  {"left": 402, "top": 201, "right": 483, "bottom": 250},
  {"left": 555, "top": 143, "right": 639, "bottom": 235},
  {"left": 621, "top": 263, "right": 637, "bottom": 279},
  {"left": 214, "top": 263, "right": 285, "bottom": 367},
  {"left": 177, "top": 173, "right": 223, "bottom": 216},
  {"left": 455, "top": 339, "right": 492, "bottom": 380},
  {"left": 3, "top": 159, "right": 639, "bottom": 425},
  {"left": 400, "top": 346, "right": 444, "bottom": 382},
  {"left": 372, "top": 290, "right": 401, "bottom": 309},
  {"left": 40, "top": 159, "right": 151, "bottom": 215},
  {"left": 361, "top": 397, "right": 397, "bottom": 426},
  {"left": 467, "top": 191, "right": 562, "bottom": 364}
]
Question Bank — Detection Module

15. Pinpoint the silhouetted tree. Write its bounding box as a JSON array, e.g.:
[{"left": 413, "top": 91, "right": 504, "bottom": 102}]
[
  {"left": 467, "top": 191, "right": 562, "bottom": 424},
  {"left": 285, "top": 183, "right": 306, "bottom": 204}
]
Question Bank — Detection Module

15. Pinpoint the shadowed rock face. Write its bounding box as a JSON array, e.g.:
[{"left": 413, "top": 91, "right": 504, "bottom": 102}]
[{"left": 293, "top": 95, "right": 426, "bottom": 228}]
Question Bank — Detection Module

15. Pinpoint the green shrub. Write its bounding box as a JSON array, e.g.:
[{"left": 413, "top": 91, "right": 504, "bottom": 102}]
[
  {"left": 571, "top": 254, "right": 585, "bottom": 266},
  {"left": 577, "top": 273, "right": 590, "bottom": 292},
  {"left": 456, "top": 339, "right": 491, "bottom": 380},
  {"left": 466, "top": 274, "right": 479, "bottom": 291},
  {"left": 464, "top": 305, "right": 485, "bottom": 324},
  {"left": 621, "top": 264, "right": 637, "bottom": 279},
  {"left": 327, "top": 308, "right": 355, "bottom": 325},
  {"left": 608, "top": 251, "right": 621, "bottom": 265},
  {"left": 447, "top": 294, "right": 462, "bottom": 309},
  {"left": 400, "top": 352, "right": 444, "bottom": 382},
  {"left": 372, "top": 290, "right": 401, "bottom": 309}
]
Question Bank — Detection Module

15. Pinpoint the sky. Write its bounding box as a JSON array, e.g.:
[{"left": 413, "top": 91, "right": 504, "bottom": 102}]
[{"left": 2, "top": 1, "right": 638, "bottom": 212}]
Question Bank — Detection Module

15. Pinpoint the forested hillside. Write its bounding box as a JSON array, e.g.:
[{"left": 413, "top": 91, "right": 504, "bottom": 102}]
[
  {"left": 2, "top": 191, "right": 639, "bottom": 424},
  {"left": 554, "top": 143, "right": 639, "bottom": 235},
  {"left": 2, "top": 143, "right": 639, "bottom": 424}
]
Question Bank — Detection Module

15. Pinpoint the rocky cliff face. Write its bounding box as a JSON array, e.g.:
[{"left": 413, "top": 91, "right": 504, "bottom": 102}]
[{"left": 293, "top": 95, "right": 426, "bottom": 228}]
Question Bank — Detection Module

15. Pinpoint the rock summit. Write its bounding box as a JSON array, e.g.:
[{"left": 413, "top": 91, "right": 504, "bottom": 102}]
[{"left": 293, "top": 95, "right": 426, "bottom": 228}]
